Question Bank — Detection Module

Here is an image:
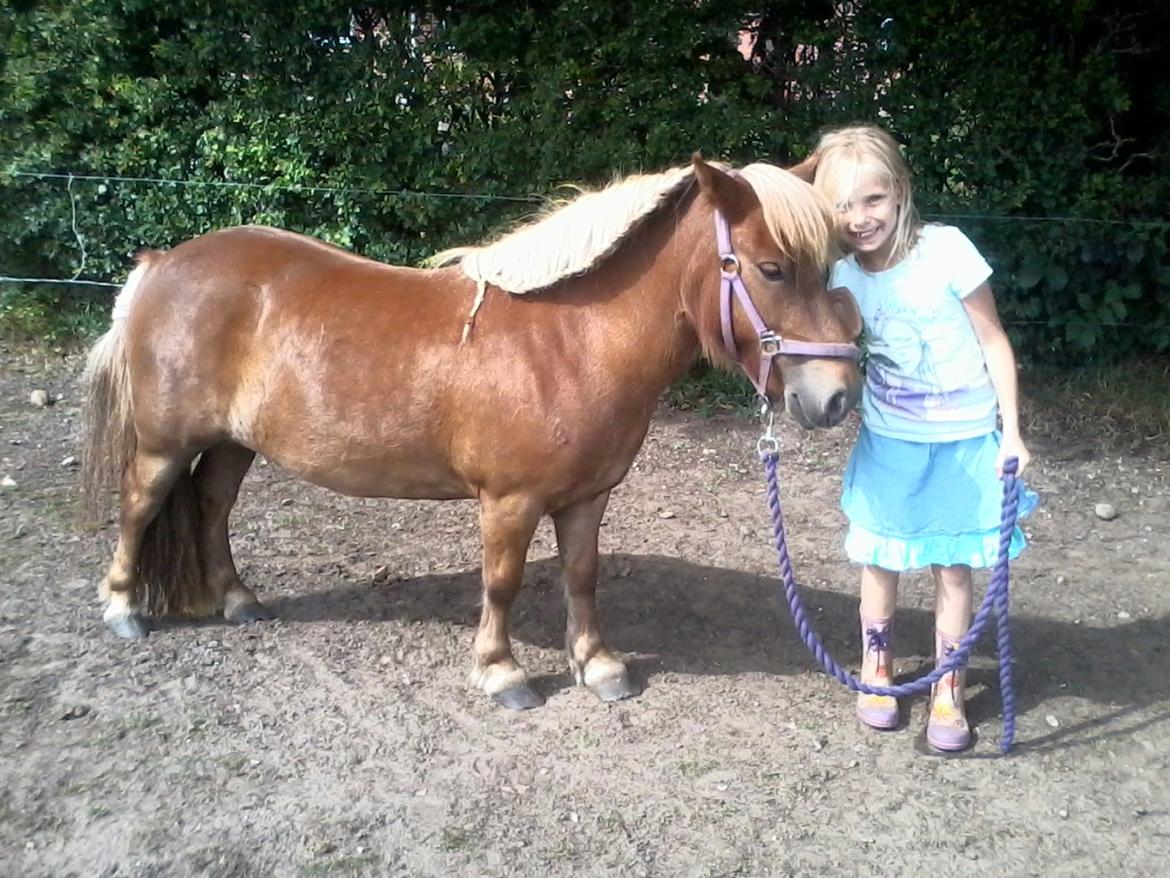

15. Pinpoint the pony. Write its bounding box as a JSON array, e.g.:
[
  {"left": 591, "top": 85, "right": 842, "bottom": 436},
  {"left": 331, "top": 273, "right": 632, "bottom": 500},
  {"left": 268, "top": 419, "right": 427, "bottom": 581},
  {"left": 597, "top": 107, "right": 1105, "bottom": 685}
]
[{"left": 80, "top": 156, "right": 862, "bottom": 709}]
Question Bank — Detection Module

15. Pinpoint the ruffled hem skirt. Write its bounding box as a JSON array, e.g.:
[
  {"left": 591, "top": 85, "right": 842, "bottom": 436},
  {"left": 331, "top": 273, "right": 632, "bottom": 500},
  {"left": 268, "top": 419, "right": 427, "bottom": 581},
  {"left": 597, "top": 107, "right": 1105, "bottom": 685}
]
[{"left": 841, "top": 427, "right": 1038, "bottom": 572}]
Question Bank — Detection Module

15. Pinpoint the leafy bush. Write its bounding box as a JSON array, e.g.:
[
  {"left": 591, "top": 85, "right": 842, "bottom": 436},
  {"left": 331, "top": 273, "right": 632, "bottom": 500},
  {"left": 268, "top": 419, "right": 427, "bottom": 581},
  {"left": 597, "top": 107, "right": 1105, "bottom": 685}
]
[{"left": 2, "top": 1, "right": 1167, "bottom": 361}]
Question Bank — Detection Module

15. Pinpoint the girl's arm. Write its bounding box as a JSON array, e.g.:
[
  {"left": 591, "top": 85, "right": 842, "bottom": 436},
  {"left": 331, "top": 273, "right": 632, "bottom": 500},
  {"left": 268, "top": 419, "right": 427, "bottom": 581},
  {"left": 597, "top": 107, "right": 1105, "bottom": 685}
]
[{"left": 962, "top": 283, "right": 1032, "bottom": 476}]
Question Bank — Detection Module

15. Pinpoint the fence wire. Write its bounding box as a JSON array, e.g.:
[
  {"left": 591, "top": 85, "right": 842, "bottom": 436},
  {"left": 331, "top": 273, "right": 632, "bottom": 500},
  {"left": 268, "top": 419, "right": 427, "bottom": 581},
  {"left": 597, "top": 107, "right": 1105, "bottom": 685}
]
[{"left": 4, "top": 168, "right": 1168, "bottom": 335}]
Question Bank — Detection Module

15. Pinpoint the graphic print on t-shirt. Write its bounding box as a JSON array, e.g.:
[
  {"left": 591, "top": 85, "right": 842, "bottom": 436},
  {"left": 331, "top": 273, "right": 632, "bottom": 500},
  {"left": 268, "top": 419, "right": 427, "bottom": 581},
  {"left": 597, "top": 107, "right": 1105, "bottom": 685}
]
[
  {"left": 834, "top": 225, "right": 998, "bottom": 441},
  {"left": 865, "top": 303, "right": 972, "bottom": 421}
]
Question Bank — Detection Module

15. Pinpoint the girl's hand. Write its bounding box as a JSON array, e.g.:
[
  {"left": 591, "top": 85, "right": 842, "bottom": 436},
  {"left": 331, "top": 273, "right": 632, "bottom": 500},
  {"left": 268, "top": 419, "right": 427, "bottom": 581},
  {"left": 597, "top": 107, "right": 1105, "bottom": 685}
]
[{"left": 996, "top": 433, "right": 1031, "bottom": 478}]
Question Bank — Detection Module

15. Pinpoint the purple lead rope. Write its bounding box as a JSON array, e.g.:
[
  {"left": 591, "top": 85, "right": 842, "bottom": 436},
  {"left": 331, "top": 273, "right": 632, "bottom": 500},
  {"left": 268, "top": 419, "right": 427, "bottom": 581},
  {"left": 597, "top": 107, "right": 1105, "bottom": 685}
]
[{"left": 761, "top": 450, "right": 1022, "bottom": 754}]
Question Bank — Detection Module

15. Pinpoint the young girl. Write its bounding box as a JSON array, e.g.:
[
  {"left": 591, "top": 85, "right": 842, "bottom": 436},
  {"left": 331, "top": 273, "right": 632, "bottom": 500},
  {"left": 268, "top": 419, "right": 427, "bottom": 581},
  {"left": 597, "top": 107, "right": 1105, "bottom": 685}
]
[{"left": 809, "top": 124, "right": 1037, "bottom": 751}]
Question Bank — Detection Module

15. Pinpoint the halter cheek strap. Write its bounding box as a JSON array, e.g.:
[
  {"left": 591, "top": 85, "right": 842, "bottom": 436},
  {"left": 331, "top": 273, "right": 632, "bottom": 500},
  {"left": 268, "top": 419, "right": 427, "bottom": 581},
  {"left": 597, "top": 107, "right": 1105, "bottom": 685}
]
[{"left": 714, "top": 209, "right": 860, "bottom": 398}]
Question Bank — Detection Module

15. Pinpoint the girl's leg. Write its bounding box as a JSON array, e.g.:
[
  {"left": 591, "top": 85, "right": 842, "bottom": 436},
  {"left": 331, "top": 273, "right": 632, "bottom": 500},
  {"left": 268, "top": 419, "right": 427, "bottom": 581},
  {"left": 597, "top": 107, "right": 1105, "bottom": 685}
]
[
  {"left": 857, "top": 565, "right": 900, "bottom": 730},
  {"left": 928, "top": 564, "right": 974, "bottom": 751},
  {"left": 934, "top": 563, "right": 973, "bottom": 639},
  {"left": 861, "top": 564, "right": 899, "bottom": 619}
]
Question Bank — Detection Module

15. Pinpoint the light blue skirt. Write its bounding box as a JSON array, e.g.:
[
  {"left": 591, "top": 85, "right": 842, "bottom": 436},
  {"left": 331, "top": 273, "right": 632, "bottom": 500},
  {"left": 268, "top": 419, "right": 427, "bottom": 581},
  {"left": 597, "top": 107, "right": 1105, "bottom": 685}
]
[{"left": 841, "top": 427, "right": 1038, "bottom": 571}]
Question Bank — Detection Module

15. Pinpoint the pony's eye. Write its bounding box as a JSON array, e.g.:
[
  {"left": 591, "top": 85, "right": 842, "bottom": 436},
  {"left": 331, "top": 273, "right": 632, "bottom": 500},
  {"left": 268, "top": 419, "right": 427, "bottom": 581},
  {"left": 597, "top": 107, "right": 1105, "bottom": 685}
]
[{"left": 758, "top": 262, "right": 784, "bottom": 280}]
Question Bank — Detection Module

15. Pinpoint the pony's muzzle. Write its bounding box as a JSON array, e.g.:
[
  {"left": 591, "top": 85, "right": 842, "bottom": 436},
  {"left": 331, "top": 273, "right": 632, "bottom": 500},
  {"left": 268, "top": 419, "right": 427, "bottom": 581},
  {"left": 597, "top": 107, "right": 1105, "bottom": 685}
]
[{"left": 781, "top": 361, "right": 861, "bottom": 428}]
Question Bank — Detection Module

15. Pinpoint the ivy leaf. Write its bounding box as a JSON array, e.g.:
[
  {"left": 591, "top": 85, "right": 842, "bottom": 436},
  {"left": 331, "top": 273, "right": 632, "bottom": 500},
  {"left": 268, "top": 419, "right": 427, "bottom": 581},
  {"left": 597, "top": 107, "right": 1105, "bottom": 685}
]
[
  {"left": 1046, "top": 264, "right": 1069, "bottom": 291},
  {"left": 1016, "top": 256, "right": 1045, "bottom": 290}
]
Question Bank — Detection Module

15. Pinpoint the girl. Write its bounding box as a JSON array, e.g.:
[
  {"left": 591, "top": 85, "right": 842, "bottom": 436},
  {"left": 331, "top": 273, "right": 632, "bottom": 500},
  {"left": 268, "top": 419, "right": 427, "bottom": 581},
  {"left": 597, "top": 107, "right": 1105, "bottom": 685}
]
[{"left": 809, "top": 125, "right": 1036, "bottom": 751}]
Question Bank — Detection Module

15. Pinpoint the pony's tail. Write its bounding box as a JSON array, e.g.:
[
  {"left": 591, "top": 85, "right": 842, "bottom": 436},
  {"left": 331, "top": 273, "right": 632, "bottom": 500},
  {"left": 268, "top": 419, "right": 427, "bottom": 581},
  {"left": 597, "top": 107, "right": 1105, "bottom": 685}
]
[
  {"left": 137, "top": 472, "right": 210, "bottom": 618},
  {"left": 80, "top": 262, "right": 144, "bottom": 525},
  {"left": 80, "top": 256, "right": 213, "bottom": 617}
]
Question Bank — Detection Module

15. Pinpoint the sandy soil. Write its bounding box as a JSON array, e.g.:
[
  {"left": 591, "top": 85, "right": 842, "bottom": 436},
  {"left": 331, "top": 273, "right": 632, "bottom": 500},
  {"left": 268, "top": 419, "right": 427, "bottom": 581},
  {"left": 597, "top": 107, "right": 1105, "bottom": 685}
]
[{"left": 2, "top": 343, "right": 1168, "bottom": 877}]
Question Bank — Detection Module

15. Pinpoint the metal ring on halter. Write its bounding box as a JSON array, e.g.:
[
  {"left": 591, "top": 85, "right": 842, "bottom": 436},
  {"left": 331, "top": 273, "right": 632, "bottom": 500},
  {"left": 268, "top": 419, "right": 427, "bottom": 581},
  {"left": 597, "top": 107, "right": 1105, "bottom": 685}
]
[
  {"left": 720, "top": 254, "right": 740, "bottom": 275},
  {"left": 759, "top": 332, "right": 782, "bottom": 357},
  {"left": 756, "top": 407, "right": 779, "bottom": 456}
]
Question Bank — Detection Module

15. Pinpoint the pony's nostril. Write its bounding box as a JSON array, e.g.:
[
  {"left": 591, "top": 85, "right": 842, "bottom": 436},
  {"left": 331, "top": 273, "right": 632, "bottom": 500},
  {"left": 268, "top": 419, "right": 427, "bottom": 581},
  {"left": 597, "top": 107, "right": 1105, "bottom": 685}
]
[{"left": 827, "top": 390, "right": 848, "bottom": 422}]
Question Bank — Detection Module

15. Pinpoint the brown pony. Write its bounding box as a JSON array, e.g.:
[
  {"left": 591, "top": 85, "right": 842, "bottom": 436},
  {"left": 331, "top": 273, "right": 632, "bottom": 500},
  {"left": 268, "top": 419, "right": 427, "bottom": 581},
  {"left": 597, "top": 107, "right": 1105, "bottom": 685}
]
[{"left": 80, "top": 156, "right": 861, "bottom": 709}]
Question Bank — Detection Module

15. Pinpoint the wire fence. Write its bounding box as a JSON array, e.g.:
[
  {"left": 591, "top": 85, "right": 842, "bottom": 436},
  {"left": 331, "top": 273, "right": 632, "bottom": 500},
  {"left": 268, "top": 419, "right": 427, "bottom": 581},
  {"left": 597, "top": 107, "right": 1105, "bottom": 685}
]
[
  {"left": 11, "top": 168, "right": 1170, "bottom": 224},
  {"left": 2, "top": 168, "right": 549, "bottom": 290},
  {"left": 4, "top": 167, "right": 1168, "bottom": 333},
  {"left": 9, "top": 170, "right": 545, "bottom": 203}
]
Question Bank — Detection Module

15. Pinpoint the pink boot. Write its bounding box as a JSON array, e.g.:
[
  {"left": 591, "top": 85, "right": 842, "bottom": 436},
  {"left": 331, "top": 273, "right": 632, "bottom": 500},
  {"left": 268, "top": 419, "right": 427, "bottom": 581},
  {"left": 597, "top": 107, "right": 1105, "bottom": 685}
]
[
  {"left": 927, "top": 629, "right": 971, "bottom": 752},
  {"left": 856, "top": 616, "right": 899, "bottom": 730}
]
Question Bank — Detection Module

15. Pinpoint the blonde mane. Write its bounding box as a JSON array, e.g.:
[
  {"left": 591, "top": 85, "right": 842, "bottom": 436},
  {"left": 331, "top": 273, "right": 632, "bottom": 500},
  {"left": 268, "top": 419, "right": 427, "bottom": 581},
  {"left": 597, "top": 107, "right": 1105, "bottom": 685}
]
[
  {"left": 435, "top": 161, "right": 835, "bottom": 340},
  {"left": 433, "top": 165, "right": 696, "bottom": 296}
]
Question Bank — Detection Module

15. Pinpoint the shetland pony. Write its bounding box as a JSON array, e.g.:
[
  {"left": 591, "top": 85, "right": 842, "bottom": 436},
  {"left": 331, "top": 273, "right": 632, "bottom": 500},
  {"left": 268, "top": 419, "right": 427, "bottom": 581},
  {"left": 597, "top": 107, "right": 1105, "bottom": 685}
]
[{"left": 81, "top": 157, "right": 861, "bottom": 708}]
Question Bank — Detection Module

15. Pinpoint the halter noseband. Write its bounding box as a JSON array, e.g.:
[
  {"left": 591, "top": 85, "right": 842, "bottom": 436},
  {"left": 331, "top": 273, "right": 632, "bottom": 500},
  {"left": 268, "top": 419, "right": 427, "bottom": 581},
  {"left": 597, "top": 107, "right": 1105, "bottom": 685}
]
[{"left": 715, "top": 208, "right": 860, "bottom": 399}]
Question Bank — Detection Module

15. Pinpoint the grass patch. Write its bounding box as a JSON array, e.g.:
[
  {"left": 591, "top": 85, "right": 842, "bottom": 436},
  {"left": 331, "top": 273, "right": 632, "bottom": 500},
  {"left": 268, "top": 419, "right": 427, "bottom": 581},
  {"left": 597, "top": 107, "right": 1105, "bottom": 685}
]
[
  {"left": 0, "top": 284, "right": 109, "bottom": 347},
  {"left": 298, "top": 855, "right": 380, "bottom": 877},
  {"left": 125, "top": 712, "right": 163, "bottom": 731},
  {"left": 676, "top": 757, "right": 719, "bottom": 778},
  {"left": 664, "top": 364, "right": 756, "bottom": 416},
  {"left": 218, "top": 753, "right": 249, "bottom": 773},
  {"left": 1021, "top": 355, "right": 1170, "bottom": 456},
  {"left": 22, "top": 485, "right": 81, "bottom": 527},
  {"left": 437, "top": 826, "right": 476, "bottom": 852}
]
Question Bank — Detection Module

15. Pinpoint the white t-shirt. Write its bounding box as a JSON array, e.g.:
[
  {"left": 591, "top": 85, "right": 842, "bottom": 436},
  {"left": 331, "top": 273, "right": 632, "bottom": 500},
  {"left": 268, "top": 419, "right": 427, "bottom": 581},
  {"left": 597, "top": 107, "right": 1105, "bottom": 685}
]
[{"left": 830, "top": 224, "right": 997, "bottom": 442}]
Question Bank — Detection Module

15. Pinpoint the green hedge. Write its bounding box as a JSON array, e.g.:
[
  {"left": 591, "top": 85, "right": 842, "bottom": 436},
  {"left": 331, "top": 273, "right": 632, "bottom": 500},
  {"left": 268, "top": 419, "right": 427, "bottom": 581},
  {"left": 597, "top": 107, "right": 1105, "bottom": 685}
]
[{"left": 2, "top": 1, "right": 1167, "bottom": 359}]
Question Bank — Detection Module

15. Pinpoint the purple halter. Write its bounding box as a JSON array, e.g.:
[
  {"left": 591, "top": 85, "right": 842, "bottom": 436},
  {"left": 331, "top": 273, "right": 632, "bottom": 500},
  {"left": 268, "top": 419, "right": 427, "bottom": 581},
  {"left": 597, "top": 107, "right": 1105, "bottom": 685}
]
[{"left": 715, "top": 208, "right": 860, "bottom": 399}]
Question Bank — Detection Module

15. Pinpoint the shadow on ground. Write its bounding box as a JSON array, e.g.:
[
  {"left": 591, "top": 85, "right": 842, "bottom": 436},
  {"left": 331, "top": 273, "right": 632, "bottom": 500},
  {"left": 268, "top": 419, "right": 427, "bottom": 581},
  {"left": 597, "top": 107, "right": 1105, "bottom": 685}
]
[{"left": 264, "top": 553, "right": 1169, "bottom": 738}]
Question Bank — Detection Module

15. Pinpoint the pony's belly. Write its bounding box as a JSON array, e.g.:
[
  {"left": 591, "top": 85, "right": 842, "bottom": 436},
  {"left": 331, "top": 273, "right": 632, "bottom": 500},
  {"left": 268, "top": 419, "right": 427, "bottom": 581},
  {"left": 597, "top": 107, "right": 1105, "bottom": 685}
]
[
  {"left": 309, "top": 470, "right": 473, "bottom": 501},
  {"left": 251, "top": 439, "right": 473, "bottom": 501}
]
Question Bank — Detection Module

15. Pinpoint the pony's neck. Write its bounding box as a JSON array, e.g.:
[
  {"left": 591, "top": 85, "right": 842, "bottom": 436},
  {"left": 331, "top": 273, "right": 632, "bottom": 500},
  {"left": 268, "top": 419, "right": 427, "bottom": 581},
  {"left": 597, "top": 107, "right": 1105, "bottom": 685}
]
[{"left": 565, "top": 186, "right": 707, "bottom": 398}]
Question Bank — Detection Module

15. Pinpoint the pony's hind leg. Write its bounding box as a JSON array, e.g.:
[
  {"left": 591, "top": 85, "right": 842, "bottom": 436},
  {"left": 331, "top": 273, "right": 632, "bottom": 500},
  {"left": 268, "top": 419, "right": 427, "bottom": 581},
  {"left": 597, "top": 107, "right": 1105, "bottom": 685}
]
[
  {"left": 553, "top": 491, "right": 640, "bottom": 703},
  {"left": 470, "top": 494, "right": 544, "bottom": 710},
  {"left": 100, "top": 449, "right": 192, "bottom": 639},
  {"left": 193, "top": 442, "right": 273, "bottom": 624}
]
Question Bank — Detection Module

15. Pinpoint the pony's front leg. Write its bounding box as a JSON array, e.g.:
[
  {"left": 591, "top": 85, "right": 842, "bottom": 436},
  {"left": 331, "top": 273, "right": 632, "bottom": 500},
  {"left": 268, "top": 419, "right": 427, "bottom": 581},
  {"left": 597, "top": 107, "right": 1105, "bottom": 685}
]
[
  {"left": 471, "top": 494, "right": 544, "bottom": 710},
  {"left": 553, "top": 492, "right": 641, "bottom": 703}
]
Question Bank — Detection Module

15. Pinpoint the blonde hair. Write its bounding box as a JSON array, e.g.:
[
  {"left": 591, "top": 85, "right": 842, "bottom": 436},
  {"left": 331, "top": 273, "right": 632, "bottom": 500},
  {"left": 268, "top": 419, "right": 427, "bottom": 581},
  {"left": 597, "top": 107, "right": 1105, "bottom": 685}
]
[{"left": 812, "top": 125, "right": 922, "bottom": 268}]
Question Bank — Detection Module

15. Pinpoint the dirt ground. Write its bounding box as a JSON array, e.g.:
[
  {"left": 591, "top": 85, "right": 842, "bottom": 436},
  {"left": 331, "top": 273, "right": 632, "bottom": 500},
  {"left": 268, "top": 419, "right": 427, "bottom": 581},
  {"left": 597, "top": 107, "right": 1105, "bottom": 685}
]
[{"left": 2, "top": 342, "right": 1168, "bottom": 878}]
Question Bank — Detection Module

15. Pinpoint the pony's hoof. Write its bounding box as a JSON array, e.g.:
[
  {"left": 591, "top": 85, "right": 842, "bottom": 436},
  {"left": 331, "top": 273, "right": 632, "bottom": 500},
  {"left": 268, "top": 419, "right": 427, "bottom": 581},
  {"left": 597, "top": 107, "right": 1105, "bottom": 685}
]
[
  {"left": 224, "top": 600, "right": 275, "bottom": 624},
  {"left": 105, "top": 611, "right": 149, "bottom": 640},
  {"left": 492, "top": 684, "right": 545, "bottom": 711},
  {"left": 589, "top": 673, "right": 641, "bottom": 703}
]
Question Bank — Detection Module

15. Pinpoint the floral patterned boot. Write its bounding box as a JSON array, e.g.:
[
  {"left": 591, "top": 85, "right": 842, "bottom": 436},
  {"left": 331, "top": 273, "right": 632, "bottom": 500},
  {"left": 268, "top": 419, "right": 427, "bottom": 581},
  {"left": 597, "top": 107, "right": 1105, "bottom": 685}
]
[
  {"left": 856, "top": 616, "right": 899, "bottom": 730},
  {"left": 927, "top": 629, "right": 971, "bottom": 752}
]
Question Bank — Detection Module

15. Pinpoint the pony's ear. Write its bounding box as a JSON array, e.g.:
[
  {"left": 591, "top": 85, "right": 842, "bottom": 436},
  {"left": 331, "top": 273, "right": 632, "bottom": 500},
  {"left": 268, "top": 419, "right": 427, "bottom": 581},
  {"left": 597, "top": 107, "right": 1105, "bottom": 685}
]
[
  {"left": 691, "top": 153, "right": 751, "bottom": 219},
  {"left": 787, "top": 153, "right": 818, "bottom": 184}
]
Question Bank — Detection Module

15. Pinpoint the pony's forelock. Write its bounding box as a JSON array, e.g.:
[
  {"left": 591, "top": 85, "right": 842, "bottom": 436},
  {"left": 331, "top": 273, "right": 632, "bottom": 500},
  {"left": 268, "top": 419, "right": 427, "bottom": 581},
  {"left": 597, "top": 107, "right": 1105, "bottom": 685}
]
[{"left": 737, "top": 163, "right": 836, "bottom": 268}]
